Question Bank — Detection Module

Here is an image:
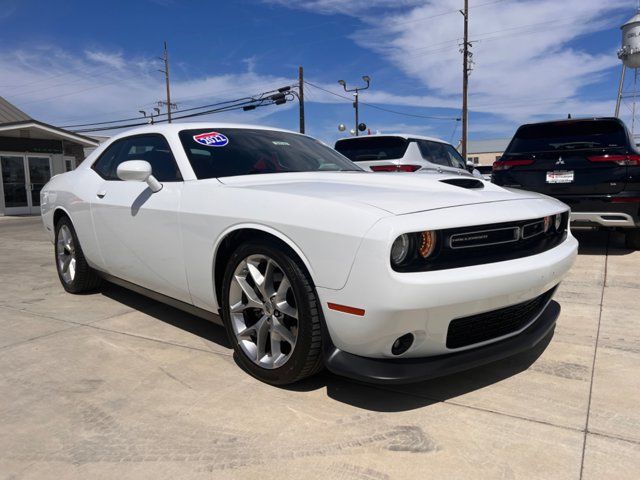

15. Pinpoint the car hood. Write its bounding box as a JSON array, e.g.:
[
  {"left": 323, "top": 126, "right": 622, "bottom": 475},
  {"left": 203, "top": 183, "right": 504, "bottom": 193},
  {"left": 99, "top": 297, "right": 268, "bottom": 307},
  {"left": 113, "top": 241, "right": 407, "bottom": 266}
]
[{"left": 218, "top": 172, "right": 544, "bottom": 215}]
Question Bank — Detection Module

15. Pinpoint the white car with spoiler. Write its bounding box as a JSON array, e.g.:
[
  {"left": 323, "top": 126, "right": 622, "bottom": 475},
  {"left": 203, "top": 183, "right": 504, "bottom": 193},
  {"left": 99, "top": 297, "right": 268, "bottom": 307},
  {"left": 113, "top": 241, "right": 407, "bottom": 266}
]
[{"left": 40, "top": 123, "right": 577, "bottom": 385}]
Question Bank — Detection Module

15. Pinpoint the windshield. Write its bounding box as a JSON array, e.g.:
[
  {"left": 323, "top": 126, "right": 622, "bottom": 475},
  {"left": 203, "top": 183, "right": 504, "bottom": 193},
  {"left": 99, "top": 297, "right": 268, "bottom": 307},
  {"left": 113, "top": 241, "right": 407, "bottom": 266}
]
[
  {"left": 506, "top": 120, "right": 628, "bottom": 154},
  {"left": 179, "top": 128, "right": 361, "bottom": 179},
  {"left": 334, "top": 136, "right": 409, "bottom": 161}
]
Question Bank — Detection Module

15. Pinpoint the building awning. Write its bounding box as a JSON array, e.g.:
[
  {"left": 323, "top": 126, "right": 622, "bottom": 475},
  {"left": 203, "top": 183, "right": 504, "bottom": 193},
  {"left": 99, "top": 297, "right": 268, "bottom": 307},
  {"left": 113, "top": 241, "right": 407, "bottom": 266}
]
[{"left": 0, "top": 120, "right": 99, "bottom": 147}]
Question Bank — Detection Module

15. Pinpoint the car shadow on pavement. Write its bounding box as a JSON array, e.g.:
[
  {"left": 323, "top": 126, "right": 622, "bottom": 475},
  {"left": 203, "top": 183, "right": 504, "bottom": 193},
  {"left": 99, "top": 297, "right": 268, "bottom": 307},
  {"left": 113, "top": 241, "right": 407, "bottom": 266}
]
[
  {"left": 285, "top": 330, "right": 554, "bottom": 412},
  {"left": 100, "top": 283, "right": 232, "bottom": 349},
  {"left": 99, "top": 280, "right": 554, "bottom": 412},
  {"left": 574, "top": 229, "right": 632, "bottom": 256}
]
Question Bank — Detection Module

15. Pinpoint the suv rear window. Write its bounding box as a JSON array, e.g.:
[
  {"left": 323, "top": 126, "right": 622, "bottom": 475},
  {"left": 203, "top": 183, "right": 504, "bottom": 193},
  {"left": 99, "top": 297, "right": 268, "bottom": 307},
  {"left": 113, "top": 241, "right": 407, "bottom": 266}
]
[
  {"left": 334, "top": 137, "right": 409, "bottom": 161},
  {"left": 506, "top": 120, "right": 628, "bottom": 154}
]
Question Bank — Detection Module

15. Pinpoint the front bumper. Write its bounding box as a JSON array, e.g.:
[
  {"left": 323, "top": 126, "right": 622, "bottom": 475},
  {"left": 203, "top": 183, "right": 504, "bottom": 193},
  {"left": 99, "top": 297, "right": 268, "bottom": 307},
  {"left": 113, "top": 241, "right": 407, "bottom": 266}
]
[
  {"left": 323, "top": 300, "right": 559, "bottom": 384},
  {"left": 317, "top": 226, "right": 577, "bottom": 359}
]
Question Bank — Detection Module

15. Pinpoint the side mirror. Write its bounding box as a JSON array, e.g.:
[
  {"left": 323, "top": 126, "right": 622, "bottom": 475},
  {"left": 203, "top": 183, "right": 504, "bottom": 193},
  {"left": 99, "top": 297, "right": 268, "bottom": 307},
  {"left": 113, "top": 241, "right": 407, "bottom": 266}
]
[
  {"left": 116, "top": 160, "right": 162, "bottom": 193},
  {"left": 465, "top": 160, "right": 475, "bottom": 173}
]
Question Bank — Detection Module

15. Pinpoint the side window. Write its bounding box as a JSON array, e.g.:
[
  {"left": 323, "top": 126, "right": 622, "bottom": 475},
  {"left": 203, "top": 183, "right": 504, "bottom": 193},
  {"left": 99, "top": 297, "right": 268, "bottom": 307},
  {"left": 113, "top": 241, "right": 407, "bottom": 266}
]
[
  {"left": 92, "top": 134, "right": 182, "bottom": 182},
  {"left": 445, "top": 146, "right": 467, "bottom": 169},
  {"left": 415, "top": 140, "right": 451, "bottom": 167},
  {"left": 92, "top": 139, "right": 126, "bottom": 180}
]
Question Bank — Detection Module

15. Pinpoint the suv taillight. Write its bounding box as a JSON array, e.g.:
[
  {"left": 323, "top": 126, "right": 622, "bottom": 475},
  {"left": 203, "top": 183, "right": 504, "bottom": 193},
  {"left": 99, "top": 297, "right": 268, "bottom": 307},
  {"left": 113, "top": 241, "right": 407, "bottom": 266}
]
[
  {"left": 587, "top": 154, "right": 640, "bottom": 166},
  {"left": 492, "top": 159, "right": 534, "bottom": 171},
  {"left": 370, "top": 165, "right": 421, "bottom": 172}
]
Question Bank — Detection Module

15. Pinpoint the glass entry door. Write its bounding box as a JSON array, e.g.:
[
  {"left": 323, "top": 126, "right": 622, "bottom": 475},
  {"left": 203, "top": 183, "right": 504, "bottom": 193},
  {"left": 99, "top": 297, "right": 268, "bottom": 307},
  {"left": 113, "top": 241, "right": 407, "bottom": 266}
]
[
  {"left": 1, "top": 155, "right": 52, "bottom": 215},
  {"left": 27, "top": 156, "right": 52, "bottom": 212}
]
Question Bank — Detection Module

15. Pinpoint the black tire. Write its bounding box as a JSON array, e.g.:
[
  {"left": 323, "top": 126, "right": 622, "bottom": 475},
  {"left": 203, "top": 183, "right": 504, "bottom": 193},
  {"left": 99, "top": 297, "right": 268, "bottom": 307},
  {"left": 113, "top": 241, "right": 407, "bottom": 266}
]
[
  {"left": 625, "top": 229, "right": 640, "bottom": 250},
  {"left": 54, "top": 215, "right": 102, "bottom": 293},
  {"left": 220, "top": 241, "right": 323, "bottom": 385}
]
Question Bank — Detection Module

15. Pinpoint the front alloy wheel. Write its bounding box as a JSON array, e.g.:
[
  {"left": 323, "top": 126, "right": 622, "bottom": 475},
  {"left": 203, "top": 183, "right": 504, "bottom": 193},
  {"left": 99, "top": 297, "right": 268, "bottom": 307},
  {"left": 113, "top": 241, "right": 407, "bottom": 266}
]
[
  {"left": 229, "top": 254, "right": 299, "bottom": 369},
  {"left": 221, "top": 242, "right": 323, "bottom": 385}
]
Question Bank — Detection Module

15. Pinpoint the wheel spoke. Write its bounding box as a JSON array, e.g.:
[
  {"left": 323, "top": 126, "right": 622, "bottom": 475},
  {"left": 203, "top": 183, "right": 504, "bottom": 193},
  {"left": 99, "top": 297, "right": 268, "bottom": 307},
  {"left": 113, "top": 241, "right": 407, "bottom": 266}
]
[
  {"left": 274, "top": 276, "right": 290, "bottom": 303},
  {"left": 233, "top": 274, "right": 263, "bottom": 310},
  {"left": 272, "top": 320, "right": 296, "bottom": 346},
  {"left": 237, "top": 323, "right": 257, "bottom": 339},
  {"left": 61, "top": 226, "right": 71, "bottom": 245},
  {"left": 270, "top": 331, "right": 283, "bottom": 361},
  {"left": 262, "top": 260, "right": 276, "bottom": 297},
  {"left": 255, "top": 316, "right": 270, "bottom": 361},
  {"left": 246, "top": 259, "right": 277, "bottom": 299},
  {"left": 68, "top": 258, "right": 76, "bottom": 280},
  {"left": 275, "top": 300, "right": 297, "bottom": 320},
  {"left": 61, "top": 255, "right": 71, "bottom": 273}
]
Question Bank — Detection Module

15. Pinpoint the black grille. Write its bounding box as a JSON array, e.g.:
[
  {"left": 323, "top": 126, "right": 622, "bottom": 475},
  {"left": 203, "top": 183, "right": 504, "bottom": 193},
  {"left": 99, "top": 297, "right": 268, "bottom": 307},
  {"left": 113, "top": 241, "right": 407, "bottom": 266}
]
[
  {"left": 446, "top": 287, "right": 557, "bottom": 349},
  {"left": 392, "top": 212, "right": 569, "bottom": 272}
]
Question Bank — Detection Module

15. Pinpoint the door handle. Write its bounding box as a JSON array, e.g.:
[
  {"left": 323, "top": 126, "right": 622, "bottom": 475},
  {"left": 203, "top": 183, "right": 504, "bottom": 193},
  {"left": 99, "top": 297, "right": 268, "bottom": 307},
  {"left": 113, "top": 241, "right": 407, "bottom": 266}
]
[{"left": 96, "top": 190, "right": 106, "bottom": 199}]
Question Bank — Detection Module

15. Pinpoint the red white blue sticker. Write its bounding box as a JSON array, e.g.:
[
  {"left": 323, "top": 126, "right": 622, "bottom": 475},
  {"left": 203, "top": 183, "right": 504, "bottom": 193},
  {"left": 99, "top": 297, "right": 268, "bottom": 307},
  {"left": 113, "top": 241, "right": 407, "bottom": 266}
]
[{"left": 193, "top": 131, "right": 229, "bottom": 147}]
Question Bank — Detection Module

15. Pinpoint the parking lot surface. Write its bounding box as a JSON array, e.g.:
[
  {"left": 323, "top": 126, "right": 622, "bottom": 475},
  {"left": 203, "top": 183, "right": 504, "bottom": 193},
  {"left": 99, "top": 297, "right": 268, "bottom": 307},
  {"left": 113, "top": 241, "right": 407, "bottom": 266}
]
[{"left": 1, "top": 216, "right": 639, "bottom": 479}]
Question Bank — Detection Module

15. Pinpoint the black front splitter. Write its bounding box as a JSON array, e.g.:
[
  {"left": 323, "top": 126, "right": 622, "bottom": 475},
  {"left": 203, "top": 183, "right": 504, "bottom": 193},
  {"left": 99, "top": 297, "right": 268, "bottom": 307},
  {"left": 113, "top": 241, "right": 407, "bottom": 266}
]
[{"left": 323, "top": 301, "right": 560, "bottom": 385}]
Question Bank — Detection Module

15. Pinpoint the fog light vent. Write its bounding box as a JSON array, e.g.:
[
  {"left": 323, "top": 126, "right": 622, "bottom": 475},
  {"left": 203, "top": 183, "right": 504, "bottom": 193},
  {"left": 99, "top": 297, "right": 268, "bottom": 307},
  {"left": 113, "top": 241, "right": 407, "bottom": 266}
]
[{"left": 391, "top": 333, "right": 414, "bottom": 356}]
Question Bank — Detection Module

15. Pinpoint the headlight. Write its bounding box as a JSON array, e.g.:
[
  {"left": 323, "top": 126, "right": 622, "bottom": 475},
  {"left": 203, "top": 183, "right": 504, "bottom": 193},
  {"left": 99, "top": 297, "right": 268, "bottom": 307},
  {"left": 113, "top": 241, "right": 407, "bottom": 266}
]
[
  {"left": 390, "top": 234, "right": 410, "bottom": 266},
  {"left": 554, "top": 213, "right": 562, "bottom": 231},
  {"left": 543, "top": 216, "right": 551, "bottom": 233},
  {"left": 391, "top": 231, "right": 437, "bottom": 267},
  {"left": 419, "top": 231, "right": 436, "bottom": 258}
]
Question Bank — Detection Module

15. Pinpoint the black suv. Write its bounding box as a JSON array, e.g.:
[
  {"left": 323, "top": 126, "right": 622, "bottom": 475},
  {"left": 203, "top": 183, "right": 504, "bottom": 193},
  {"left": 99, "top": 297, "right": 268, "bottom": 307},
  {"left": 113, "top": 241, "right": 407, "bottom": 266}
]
[{"left": 493, "top": 118, "right": 640, "bottom": 249}]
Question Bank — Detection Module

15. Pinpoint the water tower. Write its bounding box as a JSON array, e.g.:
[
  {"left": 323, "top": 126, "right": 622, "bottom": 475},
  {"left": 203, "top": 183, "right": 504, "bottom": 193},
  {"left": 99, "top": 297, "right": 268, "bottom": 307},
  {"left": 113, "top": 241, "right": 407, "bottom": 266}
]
[{"left": 615, "top": 9, "right": 640, "bottom": 134}]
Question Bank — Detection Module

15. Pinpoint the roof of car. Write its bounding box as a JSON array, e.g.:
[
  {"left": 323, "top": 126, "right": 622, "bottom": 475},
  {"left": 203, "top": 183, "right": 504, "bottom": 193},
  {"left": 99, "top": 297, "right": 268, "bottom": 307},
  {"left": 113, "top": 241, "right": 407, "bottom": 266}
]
[
  {"left": 335, "top": 133, "right": 450, "bottom": 144},
  {"left": 106, "top": 122, "right": 300, "bottom": 141},
  {"left": 517, "top": 117, "right": 623, "bottom": 129}
]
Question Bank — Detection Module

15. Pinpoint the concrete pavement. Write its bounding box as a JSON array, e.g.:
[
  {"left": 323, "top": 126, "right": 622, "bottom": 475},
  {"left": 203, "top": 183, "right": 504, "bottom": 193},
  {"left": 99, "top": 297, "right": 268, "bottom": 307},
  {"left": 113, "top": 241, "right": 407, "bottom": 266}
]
[{"left": 1, "top": 216, "right": 638, "bottom": 479}]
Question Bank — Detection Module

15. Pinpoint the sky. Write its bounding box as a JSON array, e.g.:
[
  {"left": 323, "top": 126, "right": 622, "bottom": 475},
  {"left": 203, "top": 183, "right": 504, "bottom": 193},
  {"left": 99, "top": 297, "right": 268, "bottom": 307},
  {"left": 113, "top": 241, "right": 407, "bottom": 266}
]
[{"left": 0, "top": 0, "right": 636, "bottom": 145}]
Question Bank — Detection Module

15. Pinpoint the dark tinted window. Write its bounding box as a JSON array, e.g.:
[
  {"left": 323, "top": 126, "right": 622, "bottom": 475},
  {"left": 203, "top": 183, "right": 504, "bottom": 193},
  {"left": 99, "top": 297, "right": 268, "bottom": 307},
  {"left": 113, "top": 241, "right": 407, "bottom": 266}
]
[
  {"left": 415, "top": 140, "right": 466, "bottom": 169},
  {"left": 93, "top": 134, "right": 182, "bottom": 182},
  {"left": 92, "top": 139, "right": 125, "bottom": 180},
  {"left": 506, "top": 120, "right": 628, "bottom": 154},
  {"left": 334, "top": 136, "right": 409, "bottom": 161},
  {"left": 180, "top": 129, "right": 360, "bottom": 179}
]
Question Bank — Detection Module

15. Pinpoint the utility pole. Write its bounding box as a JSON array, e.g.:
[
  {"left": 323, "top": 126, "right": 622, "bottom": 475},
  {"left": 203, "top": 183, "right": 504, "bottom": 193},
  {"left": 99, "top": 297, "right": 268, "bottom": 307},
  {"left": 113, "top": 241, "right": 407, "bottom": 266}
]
[
  {"left": 298, "top": 66, "right": 305, "bottom": 134},
  {"left": 354, "top": 92, "right": 359, "bottom": 136},
  {"left": 160, "top": 41, "right": 173, "bottom": 123},
  {"left": 461, "top": 0, "right": 470, "bottom": 161}
]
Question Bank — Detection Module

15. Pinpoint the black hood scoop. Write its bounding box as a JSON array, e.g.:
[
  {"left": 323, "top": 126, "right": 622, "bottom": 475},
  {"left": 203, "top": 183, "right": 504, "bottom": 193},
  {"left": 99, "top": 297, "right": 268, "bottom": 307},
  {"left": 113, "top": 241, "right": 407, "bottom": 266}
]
[{"left": 439, "top": 178, "right": 485, "bottom": 189}]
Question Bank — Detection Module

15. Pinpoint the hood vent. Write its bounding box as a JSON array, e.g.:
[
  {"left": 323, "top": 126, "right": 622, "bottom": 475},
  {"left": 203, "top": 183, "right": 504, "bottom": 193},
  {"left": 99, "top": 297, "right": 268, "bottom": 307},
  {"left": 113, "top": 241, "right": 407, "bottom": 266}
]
[{"left": 439, "top": 178, "right": 485, "bottom": 189}]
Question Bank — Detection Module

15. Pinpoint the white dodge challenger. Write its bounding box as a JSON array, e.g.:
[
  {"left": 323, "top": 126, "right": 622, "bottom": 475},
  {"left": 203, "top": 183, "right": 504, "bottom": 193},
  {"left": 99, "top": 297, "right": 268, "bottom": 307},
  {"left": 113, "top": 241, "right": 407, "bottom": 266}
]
[{"left": 41, "top": 123, "right": 578, "bottom": 385}]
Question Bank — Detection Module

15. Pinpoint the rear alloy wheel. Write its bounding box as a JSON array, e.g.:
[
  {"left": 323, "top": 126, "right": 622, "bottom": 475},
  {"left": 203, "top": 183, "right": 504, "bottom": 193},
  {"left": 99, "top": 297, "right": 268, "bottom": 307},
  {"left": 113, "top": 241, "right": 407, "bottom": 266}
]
[
  {"left": 625, "top": 229, "right": 640, "bottom": 250},
  {"left": 221, "top": 243, "right": 323, "bottom": 385},
  {"left": 54, "top": 216, "right": 102, "bottom": 293}
]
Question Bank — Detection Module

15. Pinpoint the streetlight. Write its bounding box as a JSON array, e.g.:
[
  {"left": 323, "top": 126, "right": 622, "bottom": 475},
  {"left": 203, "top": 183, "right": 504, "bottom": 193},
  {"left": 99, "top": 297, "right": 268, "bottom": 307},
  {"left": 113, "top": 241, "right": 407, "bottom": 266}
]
[{"left": 338, "top": 75, "right": 371, "bottom": 136}]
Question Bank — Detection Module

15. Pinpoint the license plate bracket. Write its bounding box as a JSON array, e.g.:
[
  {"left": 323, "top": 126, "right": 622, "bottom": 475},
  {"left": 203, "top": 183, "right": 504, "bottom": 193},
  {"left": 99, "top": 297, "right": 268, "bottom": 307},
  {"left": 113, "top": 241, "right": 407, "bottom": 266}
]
[{"left": 546, "top": 170, "right": 574, "bottom": 184}]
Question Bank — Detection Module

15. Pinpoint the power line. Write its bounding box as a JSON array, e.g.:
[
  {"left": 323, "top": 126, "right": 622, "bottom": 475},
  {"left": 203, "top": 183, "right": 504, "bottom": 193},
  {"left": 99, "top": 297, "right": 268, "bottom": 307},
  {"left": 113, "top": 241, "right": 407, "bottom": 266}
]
[
  {"left": 304, "top": 80, "right": 459, "bottom": 121},
  {"left": 72, "top": 98, "right": 283, "bottom": 133},
  {"left": 390, "top": 0, "right": 507, "bottom": 27},
  {"left": 70, "top": 85, "right": 300, "bottom": 133},
  {"left": 61, "top": 85, "right": 294, "bottom": 129}
]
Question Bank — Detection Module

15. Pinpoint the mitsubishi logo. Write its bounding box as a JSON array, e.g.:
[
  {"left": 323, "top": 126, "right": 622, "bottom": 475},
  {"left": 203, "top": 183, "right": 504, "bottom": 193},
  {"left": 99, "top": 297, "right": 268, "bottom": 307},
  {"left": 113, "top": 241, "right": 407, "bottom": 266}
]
[{"left": 556, "top": 157, "right": 565, "bottom": 165}]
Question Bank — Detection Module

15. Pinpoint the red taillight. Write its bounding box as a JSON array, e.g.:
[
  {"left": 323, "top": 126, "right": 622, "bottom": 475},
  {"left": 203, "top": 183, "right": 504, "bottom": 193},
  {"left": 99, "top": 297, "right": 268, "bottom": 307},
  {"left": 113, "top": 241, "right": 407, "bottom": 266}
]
[
  {"left": 612, "top": 197, "right": 640, "bottom": 203},
  {"left": 370, "top": 164, "right": 421, "bottom": 172},
  {"left": 492, "top": 159, "right": 534, "bottom": 171},
  {"left": 587, "top": 154, "right": 640, "bottom": 166}
]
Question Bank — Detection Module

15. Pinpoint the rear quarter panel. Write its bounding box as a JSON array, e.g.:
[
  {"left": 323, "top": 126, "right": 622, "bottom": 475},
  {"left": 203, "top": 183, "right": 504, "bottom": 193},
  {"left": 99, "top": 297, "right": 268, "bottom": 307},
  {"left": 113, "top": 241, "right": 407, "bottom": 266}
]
[{"left": 41, "top": 169, "right": 104, "bottom": 270}]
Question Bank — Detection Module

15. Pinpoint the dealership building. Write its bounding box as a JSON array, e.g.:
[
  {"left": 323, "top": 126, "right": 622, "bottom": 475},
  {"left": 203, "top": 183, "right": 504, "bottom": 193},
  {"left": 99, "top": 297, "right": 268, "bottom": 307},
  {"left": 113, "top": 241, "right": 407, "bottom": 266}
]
[
  {"left": 466, "top": 138, "right": 510, "bottom": 166},
  {"left": 0, "top": 97, "right": 99, "bottom": 216}
]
